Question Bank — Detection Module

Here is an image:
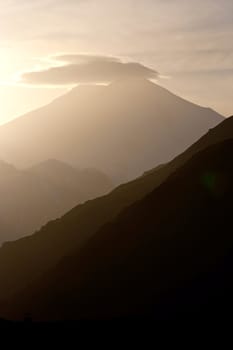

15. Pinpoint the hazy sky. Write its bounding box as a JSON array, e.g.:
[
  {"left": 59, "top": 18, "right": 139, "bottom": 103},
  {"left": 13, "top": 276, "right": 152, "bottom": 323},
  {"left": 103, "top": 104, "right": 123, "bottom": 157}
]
[{"left": 0, "top": 0, "right": 232, "bottom": 124}]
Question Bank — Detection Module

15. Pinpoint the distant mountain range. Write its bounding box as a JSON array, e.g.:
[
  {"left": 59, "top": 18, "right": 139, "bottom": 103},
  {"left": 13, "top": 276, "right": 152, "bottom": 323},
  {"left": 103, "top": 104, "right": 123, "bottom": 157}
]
[
  {"left": 0, "top": 159, "right": 113, "bottom": 243},
  {"left": 0, "top": 79, "right": 223, "bottom": 182},
  {"left": 0, "top": 115, "right": 232, "bottom": 321}
]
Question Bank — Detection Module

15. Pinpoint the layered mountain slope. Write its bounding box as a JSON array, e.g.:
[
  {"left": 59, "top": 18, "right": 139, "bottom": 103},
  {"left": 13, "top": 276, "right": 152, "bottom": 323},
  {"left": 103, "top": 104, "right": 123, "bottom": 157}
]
[
  {"left": 9, "top": 138, "right": 233, "bottom": 321},
  {"left": 0, "top": 160, "right": 113, "bottom": 243},
  {"left": 29, "top": 159, "right": 113, "bottom": 200},
  {"left": 0, "top": 115, "right": 231, "bottom": 304},
  {"left": 0, "top": 79, "right": 223, "bottom": 181}
]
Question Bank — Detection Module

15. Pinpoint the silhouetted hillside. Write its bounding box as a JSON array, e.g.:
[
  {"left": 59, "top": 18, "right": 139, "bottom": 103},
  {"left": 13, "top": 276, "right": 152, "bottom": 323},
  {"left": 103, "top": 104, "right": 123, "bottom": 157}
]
[
  {"left": 0, "top": 116, "right": 231, "bottom": 307},
  {"left": 0, "top": 79, "right": 223, "bottom": 181},
  {"left": 0, "top": 118, "right": 230, "bottom": 308},
  {"left": 7, "top": 138, "right": 233, "bottom": 321}
]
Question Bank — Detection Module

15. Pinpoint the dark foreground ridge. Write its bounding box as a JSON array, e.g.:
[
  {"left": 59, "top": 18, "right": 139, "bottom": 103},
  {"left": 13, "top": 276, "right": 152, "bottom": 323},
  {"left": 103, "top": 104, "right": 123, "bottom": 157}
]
[
  {"left": 3, "top": 138, "right": 233, "bottom": 322},
  {"left": 0, "top": 116, "right": 233, "bottom": 324}
]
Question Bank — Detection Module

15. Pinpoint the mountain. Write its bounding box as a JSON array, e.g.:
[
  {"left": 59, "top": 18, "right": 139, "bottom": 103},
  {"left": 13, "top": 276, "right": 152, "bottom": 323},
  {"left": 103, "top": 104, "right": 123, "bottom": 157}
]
[
  {"left": 0, "top": 79, "right": 223, "bottom": 182},
  {"left": 0, "top": 160, "right": 19, "bottom": 182},
  {"left": 28, "top": 159, "right": 113, "bottom": 200},
  {"left": 0, "top": 115, "right": 231, "bottom": 306},
  {"left": 0, "top": 160, "right": 113, "bottom": 244},
  {"left": 7, "top": 137, "right": 233, "bottom": 321}
]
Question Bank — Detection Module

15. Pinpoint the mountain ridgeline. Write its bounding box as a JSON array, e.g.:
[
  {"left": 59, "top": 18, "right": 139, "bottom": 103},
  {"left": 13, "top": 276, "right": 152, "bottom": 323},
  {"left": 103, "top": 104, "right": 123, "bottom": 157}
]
[
  {"left": 0, "top": 115, "right": 232, "bottom": 321},
  {"left": 9, "top": 137, "right": 233, "bottom": 321}
]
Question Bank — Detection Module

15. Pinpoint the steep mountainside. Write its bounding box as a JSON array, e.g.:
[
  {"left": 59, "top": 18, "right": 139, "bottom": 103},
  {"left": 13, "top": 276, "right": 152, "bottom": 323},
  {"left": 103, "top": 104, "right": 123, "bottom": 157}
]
[
  {"left": 0, "top": 116, "right": 231, "bottom": 305},
  {"left": 7, "top": 138, "right": 233, "bottom": 321}
]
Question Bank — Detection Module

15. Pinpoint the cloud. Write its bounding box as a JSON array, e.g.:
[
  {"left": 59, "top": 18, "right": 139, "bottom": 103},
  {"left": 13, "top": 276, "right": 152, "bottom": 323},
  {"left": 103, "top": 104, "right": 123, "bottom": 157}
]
[
  {"left": 21, "top": 54, "right": 158, "bottom": 85},
  {"left": 53, "top": 54, "right": 121, "bottom": 64}
]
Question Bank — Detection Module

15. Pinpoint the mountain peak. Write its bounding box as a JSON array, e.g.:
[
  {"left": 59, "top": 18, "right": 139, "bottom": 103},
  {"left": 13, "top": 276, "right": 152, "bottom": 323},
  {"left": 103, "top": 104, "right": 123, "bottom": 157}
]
[
  {"left": 0, "top": 78, "right": 223, "bottom": 180},
  {"left": 108, "top": 77, "right": 158, "bottom": 89}
]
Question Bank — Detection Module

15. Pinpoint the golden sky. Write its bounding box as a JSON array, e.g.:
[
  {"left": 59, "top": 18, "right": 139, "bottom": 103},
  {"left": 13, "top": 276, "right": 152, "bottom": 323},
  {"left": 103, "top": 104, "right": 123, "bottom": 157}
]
[{"left": 0, "top": 0, "right": 232, "bottom": 124}]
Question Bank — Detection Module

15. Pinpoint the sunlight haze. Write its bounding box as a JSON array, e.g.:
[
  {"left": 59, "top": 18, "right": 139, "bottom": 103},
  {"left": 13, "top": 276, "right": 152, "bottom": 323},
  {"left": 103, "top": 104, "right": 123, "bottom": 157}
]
[
  {"left": 0, "top": 0, "right": 233, "bottom": 325},
  {"left": 0, "top": 0, "right": 232, "bottom": 124}
]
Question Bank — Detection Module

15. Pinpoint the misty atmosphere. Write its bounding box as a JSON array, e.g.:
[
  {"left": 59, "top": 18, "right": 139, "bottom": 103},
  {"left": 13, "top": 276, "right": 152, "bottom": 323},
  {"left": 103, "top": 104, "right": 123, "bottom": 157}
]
[{"left": 0, "top": 0, "right": 232, "bottom": 329}]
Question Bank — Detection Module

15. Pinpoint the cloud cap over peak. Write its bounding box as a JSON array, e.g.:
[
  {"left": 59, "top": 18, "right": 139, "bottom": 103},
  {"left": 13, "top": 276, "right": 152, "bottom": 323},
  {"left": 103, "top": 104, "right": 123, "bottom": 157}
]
[{"left": 21, "top": 54, "right": 158, "bottom": 86}]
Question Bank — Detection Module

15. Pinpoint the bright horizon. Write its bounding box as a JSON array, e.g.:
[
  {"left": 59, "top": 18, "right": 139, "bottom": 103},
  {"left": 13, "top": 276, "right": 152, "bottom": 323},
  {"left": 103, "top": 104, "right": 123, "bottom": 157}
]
[{"left": 0, "top": 0, "right": 233, "bottom": 124}]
